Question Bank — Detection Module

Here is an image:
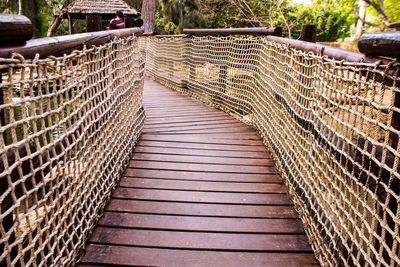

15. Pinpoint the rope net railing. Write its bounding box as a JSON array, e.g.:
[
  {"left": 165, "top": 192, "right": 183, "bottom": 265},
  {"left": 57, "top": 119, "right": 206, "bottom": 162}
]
[
  {"left": 143, "top": 35, "right": 400, "bottom": 267},
  {"left": 0, "top": 35, "right": 145, "bottom": 266}
]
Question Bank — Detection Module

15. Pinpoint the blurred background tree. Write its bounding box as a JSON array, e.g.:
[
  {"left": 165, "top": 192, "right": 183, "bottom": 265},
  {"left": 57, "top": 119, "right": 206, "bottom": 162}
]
[
  {"left": 0, "top": 0, "right": 398, "bottom": 41},
  {"left": 159, "top": 0, "right": 207, "bottom": 34}
]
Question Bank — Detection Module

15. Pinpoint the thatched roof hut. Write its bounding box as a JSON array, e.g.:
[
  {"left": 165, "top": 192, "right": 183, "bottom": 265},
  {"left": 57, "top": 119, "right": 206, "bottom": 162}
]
[
  {"left": 61, "top": 0, "right": 140, "bottom": 33},
  {"left": 63, "top": 0, "right": 139, "bottom": 20}
]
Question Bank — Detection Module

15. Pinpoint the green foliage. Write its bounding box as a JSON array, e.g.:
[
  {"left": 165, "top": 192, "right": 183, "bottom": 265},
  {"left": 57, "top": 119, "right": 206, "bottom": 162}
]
[
  {"left": 158, "top": 0, "right": 206, "bottom": 33},
  {"left": 35, "top": 0, "right": 52, "bottom": 37},
  {"left": 163, "top": 20, "right": 177, "bottom": 34},
  {"left": 1, "top": 0, "right": 395, "bottom": 41},
  {"left": 193, "top": 0, "right": 355, "bottom": 41},
  {"left": 385, "top": 0, "right": 400, "bottom": 22},
  {"left": 293, "top": 0, "right": 356, "bottom": 41},
  {"left": 366, "top": 0, "right": 400, "bottom": 28},
  {"left": 0, "top": 0, "right": 18, "bottom": 13},
  {"left": 182, "top": 13, "right": 207, "bottom": 29},
  {"left": 154, "top": 10, "right": 165, "bottom": 33}
]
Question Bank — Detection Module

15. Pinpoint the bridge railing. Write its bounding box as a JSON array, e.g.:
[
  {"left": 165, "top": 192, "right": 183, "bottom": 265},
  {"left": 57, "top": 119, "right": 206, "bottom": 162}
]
[
  {"left": 144, "top": 32, "right": 400, "bottom": 267},
  {"left": 0, "top": 28, "right": 145, "bottom": 266}
]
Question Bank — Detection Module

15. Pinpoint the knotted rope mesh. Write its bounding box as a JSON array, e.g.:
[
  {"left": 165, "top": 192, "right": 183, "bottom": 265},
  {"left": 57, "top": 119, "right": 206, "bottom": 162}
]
[
  {"left": 144, "top": 35, "right": 400, "bottom": 267},
  {"left": 0, "top": 35, "right": 145, "bottom": 266}
]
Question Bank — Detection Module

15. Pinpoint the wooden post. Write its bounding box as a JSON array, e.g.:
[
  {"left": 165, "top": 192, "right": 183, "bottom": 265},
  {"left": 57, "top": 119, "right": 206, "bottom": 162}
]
[
  {"left": 300, "top": 25, "right": 317, "bottom": 43},
  {"left": 0, "top": 14, "right": 33, "bottom": 45},
  {"left": 67, "top": 13, "right": 74, "bottom": 34},
  {"left": 86, "top": 15, "right": 102, "bottom": 32}
]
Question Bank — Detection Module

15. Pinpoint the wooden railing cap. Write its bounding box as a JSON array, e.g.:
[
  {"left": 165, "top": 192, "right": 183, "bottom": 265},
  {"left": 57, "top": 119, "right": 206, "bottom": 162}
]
[
  {"left": 0, "top": 27, "right": 144, "bottom": 59},
  {"left": 358, "top": 31, "right": 400, "bottom": 60},
  {"left": 0, "top": 14, "right": 33, "bottom": 45}
]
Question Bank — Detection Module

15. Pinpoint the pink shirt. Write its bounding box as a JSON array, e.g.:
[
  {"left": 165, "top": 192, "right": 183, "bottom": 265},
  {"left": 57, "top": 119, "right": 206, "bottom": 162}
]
[{"left": 110, "top": 18, "right": 124, "bottom": 25}]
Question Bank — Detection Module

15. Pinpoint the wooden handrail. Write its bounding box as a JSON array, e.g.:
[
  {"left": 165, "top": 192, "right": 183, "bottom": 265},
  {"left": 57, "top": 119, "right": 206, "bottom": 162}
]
[
  {"left": 183, "top": 27, "right": 282, "bottom": 36},
  {"left": 154, "top": 34, "right": 188, "bottom": 38},
  {"left": 0, "top": 27, "right": 144, "bottom": 59},
  {"left": 265, "top": 35, "right": 382, "bottom": 63}
]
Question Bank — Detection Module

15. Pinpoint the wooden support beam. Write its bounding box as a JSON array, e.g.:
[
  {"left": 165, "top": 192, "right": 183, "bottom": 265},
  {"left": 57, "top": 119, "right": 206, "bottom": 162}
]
[
  {"left": 68, "top": 13, "right": 74, "bottom": 35},
  {"left": 0, "top": 14, "right": 33, "bottom": 45}
]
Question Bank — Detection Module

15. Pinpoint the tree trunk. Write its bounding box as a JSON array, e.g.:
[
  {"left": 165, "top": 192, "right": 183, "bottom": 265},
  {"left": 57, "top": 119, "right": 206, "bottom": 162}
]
[
  {"left": 46, "top": 0, "right": 74, "bottom": 37},
  {"left": 354, "top": 0, "right": 366, "bottom": 41},
  {"left": 142, "top": 0, "right": 156, "bottom": 34},
  {"left": 179, "top": 0, "right": 183, "bottom": 32},
  {"left": 21, "top": 0, "right": 37, "bottom": 37},
  {"left": 364, "top": 0, "right": 391, "bottom": 27},
  {"left": 47, "top": 14, "right": 63, "bottom": 37}
]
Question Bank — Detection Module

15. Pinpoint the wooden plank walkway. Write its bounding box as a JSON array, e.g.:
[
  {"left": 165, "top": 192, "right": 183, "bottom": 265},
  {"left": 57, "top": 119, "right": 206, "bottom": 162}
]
[{"left": 78, "top": 78, "right": 318, "bottom": 266}]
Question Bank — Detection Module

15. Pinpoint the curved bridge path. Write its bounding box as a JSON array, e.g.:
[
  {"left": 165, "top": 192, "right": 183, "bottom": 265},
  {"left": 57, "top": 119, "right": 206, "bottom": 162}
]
[{"left": 78, "top": 79, "right": 318, "bottom": 266}]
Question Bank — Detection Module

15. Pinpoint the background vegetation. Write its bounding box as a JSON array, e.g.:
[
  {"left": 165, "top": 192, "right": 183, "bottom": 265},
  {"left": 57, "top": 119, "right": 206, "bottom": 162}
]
[{"left": 1, "top": 0, "right": 399, "bottom": 41}]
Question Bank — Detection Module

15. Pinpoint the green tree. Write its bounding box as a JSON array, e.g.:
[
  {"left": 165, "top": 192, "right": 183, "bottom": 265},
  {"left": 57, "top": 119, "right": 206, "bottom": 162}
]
[
  {"left": 159, "top": 0, "right": 206, "bottom": 33},
  {"left": 46, "top": 0, "right": 74, "bottom": 36},
  {"left": 353, "top": 0, "right": 399, "bottom": 40},
  {"left": 0, "top": 0, "right": 52, "bottom": 37},
  {"left": 196, "top": 0, "right": 356, "bottom": 41},
  {"left": 297, "top": 0, "right": 356, "bottom": 41},
  {"left": 0, "top": 0, "right": 18, "bottom": 14}
]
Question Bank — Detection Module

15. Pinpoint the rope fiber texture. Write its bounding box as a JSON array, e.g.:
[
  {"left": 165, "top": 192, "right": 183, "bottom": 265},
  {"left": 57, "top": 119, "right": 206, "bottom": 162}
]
[
  {"left": 143, "top": 35, "right": 400, "bottom": 267},
  {"left": 0, "top": 35, "right": 145, "bottom": 266}
]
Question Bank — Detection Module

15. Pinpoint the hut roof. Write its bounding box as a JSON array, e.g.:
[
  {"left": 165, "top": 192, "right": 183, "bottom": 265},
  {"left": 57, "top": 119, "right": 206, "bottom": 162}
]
[{"left": 63, "top": 0, "right": 138, "bottom": 16}]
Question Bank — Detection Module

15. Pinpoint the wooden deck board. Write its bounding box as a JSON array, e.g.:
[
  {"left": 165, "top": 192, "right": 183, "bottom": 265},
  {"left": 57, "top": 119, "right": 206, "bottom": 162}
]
[
  {"left": 118, "top": 177, "right": 286, "bottom": 192},
  {"left": 124, "top": 169, "right": 283, "bottom": 183},
  {"left": 79, "top": 245, "right": 318, "bottom": 267},
  {"left": 133, "top": 145, "right": 271, "bottom": 158},
  {"left": 105, "top": 200, "right": 299, "bottom": 218},
  {"left": 132, "top": 152, "right": 273, "bottom": 165},
  {"left": 140, "top": 134, "right": 264, "bottom": 144},
  {"left": 128, "top": 160, "right": 277, "bottom": 173},
  {"left": 80, "top": 78, "right": 317, "bottom": 266},
  {"left": 112, "top": 188, "right": 292, "bottom": 205},
  {"left": 137, "top": 140, "right": 268, "bottom": 151},
  {"left": 97, "top": 212, "right": 306, "bottom": 233}
]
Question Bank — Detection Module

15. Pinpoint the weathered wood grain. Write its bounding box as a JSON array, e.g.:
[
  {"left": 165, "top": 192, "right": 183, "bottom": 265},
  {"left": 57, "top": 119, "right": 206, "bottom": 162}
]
[{"left": 80, "top": 78, "right": 316, "bottom": 266}]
